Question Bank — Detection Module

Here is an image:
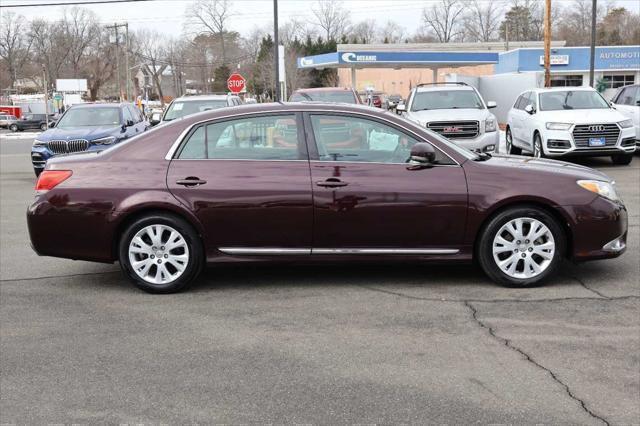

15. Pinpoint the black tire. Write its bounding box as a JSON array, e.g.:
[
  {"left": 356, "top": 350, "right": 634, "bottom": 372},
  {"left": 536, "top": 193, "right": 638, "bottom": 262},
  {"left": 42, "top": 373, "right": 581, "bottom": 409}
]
[
  {"left": 9, "top": 124, "right": 18, "bottom": 132},
  {"left": 119, "top": 213, "right": 203, "bottom": 293},
  {"left": 40, "top": 123, "right": 47, "bottom": 131},
  {"left": 533, "top": 133, "right": 545, "bottom": 158},
  {"left": 506, "top": 127, "right": 521, "bottom": 155},
  {"left": 477, "top": 206, "right": 565, "bottom": 287},
  {"left": 611, "top": 154, "right": 633, "bottom": 165}
]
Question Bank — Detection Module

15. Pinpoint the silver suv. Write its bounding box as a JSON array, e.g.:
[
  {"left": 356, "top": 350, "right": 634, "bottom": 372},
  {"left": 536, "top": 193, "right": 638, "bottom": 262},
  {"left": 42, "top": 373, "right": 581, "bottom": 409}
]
[
  {"left": 398, "top": 82, "right": 499, "bottom": 153},
  {"left": 157, "top": 94, "right": 243, "bottom": 124}
]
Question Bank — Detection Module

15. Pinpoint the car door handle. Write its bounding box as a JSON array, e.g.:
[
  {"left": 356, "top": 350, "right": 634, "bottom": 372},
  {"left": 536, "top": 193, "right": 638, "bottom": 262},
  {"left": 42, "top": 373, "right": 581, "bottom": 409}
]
[
  {"left": 316, "top": 178, "right": 348, "bottom": 188},
  {"left": 176, "top": 177, "right": 207, "bottom": 187}
]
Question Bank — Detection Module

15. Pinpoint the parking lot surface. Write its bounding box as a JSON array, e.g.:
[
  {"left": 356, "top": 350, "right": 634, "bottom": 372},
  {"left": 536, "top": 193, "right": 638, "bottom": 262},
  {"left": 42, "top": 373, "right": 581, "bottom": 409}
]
[{"left": 1, "top": 136, "right": 638, "bottom": 424}]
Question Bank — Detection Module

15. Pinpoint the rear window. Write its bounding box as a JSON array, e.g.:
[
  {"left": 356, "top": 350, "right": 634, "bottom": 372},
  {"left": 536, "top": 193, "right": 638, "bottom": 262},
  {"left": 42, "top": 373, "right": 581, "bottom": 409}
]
[{"left": 290, "top": 90, "right": 357, "bottom": 103}]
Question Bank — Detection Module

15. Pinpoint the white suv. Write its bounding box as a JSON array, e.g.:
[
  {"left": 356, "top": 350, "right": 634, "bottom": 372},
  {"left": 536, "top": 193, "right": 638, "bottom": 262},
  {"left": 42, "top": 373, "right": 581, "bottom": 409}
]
[
  {"left": 156, "top": 94, "right": 242, "bottom": 125},
  {"left": 506, "top": 87, "right": 636, "bottom": 165},
  {"left": 398, "top": 82, "right": 499, "bottom": 153},
  {"left": 611, "top": 84, "right": 639, "bottom": 149}
]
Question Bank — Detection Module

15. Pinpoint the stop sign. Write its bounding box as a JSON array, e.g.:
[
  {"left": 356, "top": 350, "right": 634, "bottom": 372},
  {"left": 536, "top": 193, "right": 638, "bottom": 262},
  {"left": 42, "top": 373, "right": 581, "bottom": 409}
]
[{"left": 227, "top": 73, "right": 246, "bottom": 94}]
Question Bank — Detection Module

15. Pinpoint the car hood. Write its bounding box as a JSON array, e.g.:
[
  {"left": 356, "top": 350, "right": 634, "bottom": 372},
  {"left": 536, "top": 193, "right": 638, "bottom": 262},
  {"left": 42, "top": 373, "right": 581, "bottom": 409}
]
[
  {"left": 407, "top": 108, "right": 491, "bottom": 124},
  {"left": 40, "top": 126, "right": 122, "bottom": 141},
  {"left": 537, "top": 108, "right": 626, "bottom": 124},
  {"left": 481, "top": 154, "right": 612, "bottom": 182}
]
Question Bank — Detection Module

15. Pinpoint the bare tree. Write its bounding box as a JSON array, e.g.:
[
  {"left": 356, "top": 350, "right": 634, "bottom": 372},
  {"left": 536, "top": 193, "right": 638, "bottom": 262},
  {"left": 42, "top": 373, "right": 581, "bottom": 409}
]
[
  {"left": 0, "top": 12, "right": 32, "bottom": 88},
  {"left": 136, "top": 29, "right": 168, "bottom": 105},
  {"left": 61, "top": 7, "right": 100, "bottom": 77},
  {"left": 556, "top": 0, "right": 605, "bottom": 45},
  {"left": 422, "top": 0, "right": 465, "bottom": 43},
  {"left": 350, "top": 19, "right": 378, "bottom": 44},
  {"left": 186, "top": 0, "right": 233, "bottom": 63},
  {"left": 29, "top": 19, "right": 71, "bottom": 89},
  {"left": 85, "top": 28, "right": 115, "bottom": 100},
  {"left": 463, "top": 0, "right": 504, "bottom": 42},
  {"left": 380, "top": 20, "right": 405, "bottom": 43},
  {"left": 311, "top": 0, "right": 350, "bottom": 41}
]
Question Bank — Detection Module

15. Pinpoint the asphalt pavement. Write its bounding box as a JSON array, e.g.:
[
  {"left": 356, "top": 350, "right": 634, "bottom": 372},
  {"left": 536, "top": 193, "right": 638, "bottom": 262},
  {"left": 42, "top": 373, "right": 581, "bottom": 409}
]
[{"left": 1, "top": 135, "right": 638, "bottom": 424}]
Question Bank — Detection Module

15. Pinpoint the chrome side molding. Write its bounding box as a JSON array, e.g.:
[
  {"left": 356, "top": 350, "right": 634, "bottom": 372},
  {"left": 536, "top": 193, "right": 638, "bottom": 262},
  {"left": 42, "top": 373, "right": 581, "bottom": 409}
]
[{"left": 219, "top": 247, "right": 459, "bottom": 255}]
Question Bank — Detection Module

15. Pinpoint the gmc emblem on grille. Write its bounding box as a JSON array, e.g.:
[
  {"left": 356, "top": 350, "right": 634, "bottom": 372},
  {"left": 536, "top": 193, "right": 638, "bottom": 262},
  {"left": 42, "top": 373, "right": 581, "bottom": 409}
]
[
  {"left": 588, "top": 125, "right": 606, "bottom": 132},
  {"left": 444, "top": 126, "right": 461, "bottom": 132}
]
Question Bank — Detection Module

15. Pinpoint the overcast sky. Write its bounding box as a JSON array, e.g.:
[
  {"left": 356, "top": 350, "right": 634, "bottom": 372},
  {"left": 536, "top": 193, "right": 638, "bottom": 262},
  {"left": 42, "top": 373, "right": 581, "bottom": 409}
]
[{"left": 2, "top": 0, "right": 640, "bottom": 38}]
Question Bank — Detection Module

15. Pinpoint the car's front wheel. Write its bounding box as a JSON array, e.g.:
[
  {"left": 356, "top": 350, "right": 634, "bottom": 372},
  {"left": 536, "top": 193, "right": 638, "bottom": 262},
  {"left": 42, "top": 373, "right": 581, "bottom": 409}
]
[
  {"left": 9, "top": 124, "right": 18, "bottom": 132},
  {"left": 533, "top": 133, "right": 545, "bottom": 158},
  {"left": 478, "top": 206, "right": 565, "bottom": 287},
  {"left": 505, "top": 127, "right": 521, "bottom": 155},
  {"left": 611, "top": 154, "right": 633, "bottom": 165},
  {"left": 40, "top": 123, "right": 47, "bottom": 131},
  {"left": 119, "top": 213, "right": 203, "bottom": 293}
]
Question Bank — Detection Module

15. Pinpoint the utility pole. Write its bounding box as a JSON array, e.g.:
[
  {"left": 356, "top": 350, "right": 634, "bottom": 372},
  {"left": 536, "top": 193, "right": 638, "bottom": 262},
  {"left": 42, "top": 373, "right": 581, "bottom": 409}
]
[
  {"left": 42, "top": 64, "right": 49, "bottom": 128},
  {"left": 106, "top": 23, "right": 128, "bottom": 101},
  {"left": 125, "top": 23, "right": 130, "bottom": 100},
  {"left": 543, "top": 0, "right": 552, "bottom": 88},
  {"left": 589, "top": 0, "right": 597, "bottom": 87},
  {"left": 273, "top": 0, "right": 280, "bottom": 102}
]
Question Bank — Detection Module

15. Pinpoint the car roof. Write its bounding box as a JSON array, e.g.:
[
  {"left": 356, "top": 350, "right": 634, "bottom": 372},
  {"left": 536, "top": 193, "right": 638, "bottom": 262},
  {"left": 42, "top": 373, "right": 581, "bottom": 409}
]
[
  {"left": 293, "top": 87, "right": 354, "bottom": 93},
  {"left": 172, "top": 94, "right": 233, "bottom": 101},
  {"left": 530, "top": 87, "right": 597, "bottom": 93},
  {"left": 415, "top": 85, "right": 475, "bottom": 93},
  {"left": 70, "top": 103, "right": 130, "bottom": 109}
]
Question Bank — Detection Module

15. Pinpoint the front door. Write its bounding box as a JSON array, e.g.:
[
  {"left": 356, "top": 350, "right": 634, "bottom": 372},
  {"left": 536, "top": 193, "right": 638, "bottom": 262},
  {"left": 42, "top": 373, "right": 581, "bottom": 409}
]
[
  {"left": 167, "top": 113, "right": 313, "bottom": 257},
  {"left": 304, "top": 113, "right": 468, "bottom": 252}
]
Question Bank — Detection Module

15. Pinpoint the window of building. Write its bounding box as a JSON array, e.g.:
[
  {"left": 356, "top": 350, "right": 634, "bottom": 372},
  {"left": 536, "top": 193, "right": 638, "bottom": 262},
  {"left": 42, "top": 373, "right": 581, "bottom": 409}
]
[
  {"left": 550, "top": 75, "right": 583, "bottom": 87},
  {"left": 601, "top": 74, "right": 635, "bottom": 89}
]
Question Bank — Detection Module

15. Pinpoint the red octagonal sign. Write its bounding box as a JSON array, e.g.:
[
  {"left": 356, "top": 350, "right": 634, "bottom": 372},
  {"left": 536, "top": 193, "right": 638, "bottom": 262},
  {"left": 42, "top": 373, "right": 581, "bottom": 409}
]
[{"left": 227, "top": 73, "right": 246, "bottom": 94}]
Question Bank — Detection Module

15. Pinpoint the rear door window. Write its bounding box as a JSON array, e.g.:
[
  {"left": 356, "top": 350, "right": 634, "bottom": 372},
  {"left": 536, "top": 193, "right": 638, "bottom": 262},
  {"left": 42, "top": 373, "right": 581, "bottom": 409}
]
[{"left": 176, "top": 114, "right": 303, "bottom": 161}]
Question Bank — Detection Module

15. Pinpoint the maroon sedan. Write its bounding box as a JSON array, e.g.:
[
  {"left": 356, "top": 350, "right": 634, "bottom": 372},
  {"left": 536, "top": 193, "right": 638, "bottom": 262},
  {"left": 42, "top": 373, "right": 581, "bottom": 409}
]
[{"left": 28, "top": 103, "right": 627, "bottom": 293}]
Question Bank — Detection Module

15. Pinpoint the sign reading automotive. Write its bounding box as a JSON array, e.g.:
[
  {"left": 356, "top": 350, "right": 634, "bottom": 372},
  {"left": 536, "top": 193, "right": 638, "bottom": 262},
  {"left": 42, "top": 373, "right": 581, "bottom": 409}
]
[
  {"left": 539, "top": 55, "right": 570, "bottom": 65},
  {"left": 227, "top": 73, "right": 246, "bottom": 94}
]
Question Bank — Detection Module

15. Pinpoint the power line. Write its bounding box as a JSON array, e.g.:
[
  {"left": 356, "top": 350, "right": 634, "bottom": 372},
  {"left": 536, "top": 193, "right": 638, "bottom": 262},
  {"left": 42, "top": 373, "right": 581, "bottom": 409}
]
[{"left": 0, "top": 0, "right": 157, "bottom": 8}]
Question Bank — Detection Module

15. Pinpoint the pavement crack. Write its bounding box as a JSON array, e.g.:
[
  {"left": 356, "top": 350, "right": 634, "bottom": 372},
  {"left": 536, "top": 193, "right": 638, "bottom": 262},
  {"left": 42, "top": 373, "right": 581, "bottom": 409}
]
[
  {"left": 0, "top": 270, "right": 120, "bottom": 283},
  {"left": 353, "top": 284, "right": 637, "bottom": 304},
  {"left": 568, "top": 275, "right": 611, "bottom": 299},
  {"left": 464, "top": 300, "right": 611, "bottom": 426}
]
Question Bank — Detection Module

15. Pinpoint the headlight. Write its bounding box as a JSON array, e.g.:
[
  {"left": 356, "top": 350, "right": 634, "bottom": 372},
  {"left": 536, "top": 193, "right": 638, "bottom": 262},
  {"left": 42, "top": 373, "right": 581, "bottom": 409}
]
[
  {"left": 618, "top": 119, "right": 633, "bottom": 128},
  {"left": 92, "top": 136, "right": 117, "bottom": 145},
  {"left": 485, "top": 118, "right": 497, "bottom": 132},
  {"left": 577, "top": 180, "right": 620, "bottom": 202},
  {"left": 546, "top": 122, "right": 572, "bottom": 130},
  {"left": 33, "top": 139, "right": 47, "bottom": 146}
]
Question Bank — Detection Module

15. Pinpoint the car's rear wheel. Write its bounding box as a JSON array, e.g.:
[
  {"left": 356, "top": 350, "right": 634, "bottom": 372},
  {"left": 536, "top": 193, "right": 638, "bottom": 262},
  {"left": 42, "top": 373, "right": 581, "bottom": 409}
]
[
  {"left": 119, "top": 213, "right": 203, "bottom": 293},
  {"left": 506, "top": 127, "right": 521, "bottom": 155},
  {"left": 9, "top": 124, "right": 18, "bottom": 132},
  {"left": 611, "top": 154, "right": 632, "bottom": 165},
  {"left": 40, "top": 123, "right": 47, "bottom": 131},
  {"left": 478, "top": 206, "right": 565, "bottom": 287}
]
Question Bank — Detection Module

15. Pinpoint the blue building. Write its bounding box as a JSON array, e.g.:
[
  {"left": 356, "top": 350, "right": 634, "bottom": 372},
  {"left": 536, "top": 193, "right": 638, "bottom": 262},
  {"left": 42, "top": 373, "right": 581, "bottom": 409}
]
[{"left": 496, "top": 45, "right": 639, "bottom": 97}]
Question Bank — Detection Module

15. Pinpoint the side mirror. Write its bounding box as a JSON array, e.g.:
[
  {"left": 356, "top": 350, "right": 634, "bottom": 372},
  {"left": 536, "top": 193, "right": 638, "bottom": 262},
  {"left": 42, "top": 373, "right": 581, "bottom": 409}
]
[
  {"left": 48, "top": 121, "right": 55, "bottom": 128},
  {"left": 396, "top": 103, "right": 406, "bottom": 113},
  {"left": 149, "top": 113, "right": 161, "bottom": 126},
  {"left": 524, "top": 104, "right": 535, "bottom": 114},
  {"left": 409, "top": 142, "right": 436, "bottom": 166},
  {"left": 126, "top": 119, "right": 135, "bottom": 127},
  {"left": 487, "top": 101, "right": 497, "bottom": 109}
]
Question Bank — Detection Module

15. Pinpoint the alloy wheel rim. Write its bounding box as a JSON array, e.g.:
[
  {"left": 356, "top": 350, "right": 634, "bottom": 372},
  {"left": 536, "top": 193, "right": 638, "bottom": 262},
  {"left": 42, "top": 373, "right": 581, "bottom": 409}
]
[
  {"left": 506, "top": 131, "right": 512, "bottom": 152},
  {"left": 534, "top": 138, "right": 542, "bottom": 158},
  {"left": 492, "top": 217, "right": 555, "bottom": 279},
  {"left": 128, "top": 224, "right": 189, "bottom": 285}
]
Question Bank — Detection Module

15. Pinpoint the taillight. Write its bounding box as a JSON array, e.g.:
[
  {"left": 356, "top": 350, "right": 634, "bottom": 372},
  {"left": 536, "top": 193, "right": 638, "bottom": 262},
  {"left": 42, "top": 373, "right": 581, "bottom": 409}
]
[{"left": 35, "top": 170, "right": 72, "bottom": 191}]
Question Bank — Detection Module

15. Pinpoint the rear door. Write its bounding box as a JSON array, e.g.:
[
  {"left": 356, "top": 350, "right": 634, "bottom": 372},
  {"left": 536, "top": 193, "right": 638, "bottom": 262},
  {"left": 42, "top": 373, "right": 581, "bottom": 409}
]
[
  {"left": 166, "top": 112, "right": 313, "bottom": 256},
  {"left": 304, "top": 112, "right": 467, "bottom": 253}
]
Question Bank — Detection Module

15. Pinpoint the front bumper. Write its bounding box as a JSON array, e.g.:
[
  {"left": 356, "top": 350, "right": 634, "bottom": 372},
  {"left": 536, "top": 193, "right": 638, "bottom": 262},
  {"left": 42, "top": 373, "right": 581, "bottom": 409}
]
[
  {"left": 542, "top": 126, "right": 636, "bottom": 157},
  {"left": 450, "top": 131, "right": 500, "bottom": 153},
  {"left": 565, "top": 196, "right": 628, "bottom": 261}
]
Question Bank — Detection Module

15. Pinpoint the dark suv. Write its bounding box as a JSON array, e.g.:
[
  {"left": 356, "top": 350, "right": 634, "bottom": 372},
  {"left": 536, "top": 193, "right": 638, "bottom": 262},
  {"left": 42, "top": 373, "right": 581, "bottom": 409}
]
[
  {"left": 31, "top": 103, "right": 148, "bottom": 176},
  {"left": 10, "top": 114, "right": 53, "bottom": 132}
]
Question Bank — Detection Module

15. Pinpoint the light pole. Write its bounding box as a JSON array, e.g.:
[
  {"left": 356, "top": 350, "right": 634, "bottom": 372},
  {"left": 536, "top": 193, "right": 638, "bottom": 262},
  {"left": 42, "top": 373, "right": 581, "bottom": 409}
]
[
  {"left": 543, "top": 0, "right": 551, "bottom": 88},
  {"left": 589, "top": 0, "right": 597, "bottom": 87},
  {"left": 273, "top": 0, "right": 280, "bottom": 102}
]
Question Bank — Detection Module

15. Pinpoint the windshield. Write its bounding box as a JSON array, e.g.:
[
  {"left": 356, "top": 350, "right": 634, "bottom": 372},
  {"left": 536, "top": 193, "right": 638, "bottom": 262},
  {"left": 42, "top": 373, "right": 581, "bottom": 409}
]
[
  {"left": 411, "top": 90, "right": 484, "bottom": 111},
  {"left": 290, "top": 91, "right": 357, "bottom": 103},
  {"left": 163, "top": 99, "right": 227, "bottom": 121},
  {"left": 55, "top": 107, "right": 120, "bottom": 128},
  {"left": 539, "top": 90, "right": 610, "bottom": 111}
]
